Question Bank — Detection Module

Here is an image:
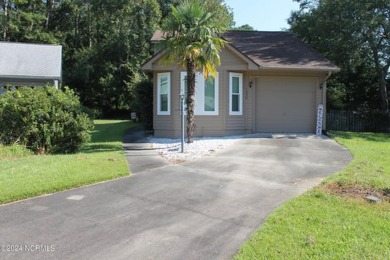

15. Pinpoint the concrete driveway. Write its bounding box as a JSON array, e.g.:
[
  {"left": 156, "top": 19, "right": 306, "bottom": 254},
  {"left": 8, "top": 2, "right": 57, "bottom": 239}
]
[{"left": 0, "top": 134, "right": 351, "bottom": 260}]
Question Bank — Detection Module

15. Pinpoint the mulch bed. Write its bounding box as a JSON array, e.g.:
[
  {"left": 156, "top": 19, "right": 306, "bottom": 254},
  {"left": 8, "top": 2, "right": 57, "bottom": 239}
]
[{"left": 320, "top": 182, "right": 390, "bottom": 203}]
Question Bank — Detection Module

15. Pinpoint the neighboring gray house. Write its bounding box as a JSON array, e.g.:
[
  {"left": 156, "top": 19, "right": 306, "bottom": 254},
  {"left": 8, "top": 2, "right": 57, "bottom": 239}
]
[
  {"left": 0, "top": 42, "right": 62, "bottom": 94},
  {"left": 142, "top": 31, "right": 340, "bottom": 138}
]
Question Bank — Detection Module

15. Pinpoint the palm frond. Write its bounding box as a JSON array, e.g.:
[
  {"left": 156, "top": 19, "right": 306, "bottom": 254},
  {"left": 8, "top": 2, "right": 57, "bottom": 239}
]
[{"left": 160, "top": 0, "right": 226, "bottom": 75}]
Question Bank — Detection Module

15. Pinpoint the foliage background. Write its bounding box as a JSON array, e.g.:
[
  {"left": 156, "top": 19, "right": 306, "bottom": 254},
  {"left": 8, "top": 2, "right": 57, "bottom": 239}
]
[
  {"left": 289, "top": 0, "right": 390, "bottom": 114},
  {"left": 1, "top": 0, "right": 388, "bottom": 122},
  {"left": 0, "top": 0, "right": 234, "bottom": 124}
]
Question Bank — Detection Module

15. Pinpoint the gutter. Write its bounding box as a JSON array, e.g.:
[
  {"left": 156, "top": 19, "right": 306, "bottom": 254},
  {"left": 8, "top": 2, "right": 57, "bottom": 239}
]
[
  {"left": 0, "top": 75, "right": 61, "bottom": 80},
  {"left": 256, "top": 66, "right": 340, "bottom": 73},
  {"left": 324, "top": 71, "right": 332, "bottom": 81}
]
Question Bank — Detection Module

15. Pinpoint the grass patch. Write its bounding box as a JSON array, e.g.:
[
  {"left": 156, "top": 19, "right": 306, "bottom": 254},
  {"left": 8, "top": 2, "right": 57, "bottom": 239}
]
[
  {"left": 235, "top": 132, "right": 390, "bottom": 259},
  {"left": 325, "top": 132, "right": 390, "bottom": 190},
  {"left": 0, "top": 145, "right": 33, "bottom": 160},
  {"left": 235, "top": 190, "right": 390, "bottom": 259},
  {"left": 0, "top": 120, "right": 136, "bottom": 204}
]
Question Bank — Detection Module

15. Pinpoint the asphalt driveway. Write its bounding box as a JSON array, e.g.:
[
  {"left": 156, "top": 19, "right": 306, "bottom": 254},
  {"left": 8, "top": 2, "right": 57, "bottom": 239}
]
[{"left": 0, "top": 133, "right": 351, "bottom": 260}]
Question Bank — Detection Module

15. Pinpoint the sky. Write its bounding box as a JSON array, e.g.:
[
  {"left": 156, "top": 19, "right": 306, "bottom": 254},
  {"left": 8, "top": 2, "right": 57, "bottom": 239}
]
[{"left": 224, "top": 0, "right": 301, "bottom": 31}]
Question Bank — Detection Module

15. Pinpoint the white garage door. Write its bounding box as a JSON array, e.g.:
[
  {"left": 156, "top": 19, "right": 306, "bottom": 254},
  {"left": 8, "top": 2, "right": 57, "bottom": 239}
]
[{"left": 255, "top": 77, "right": 316, "bottom": 133}]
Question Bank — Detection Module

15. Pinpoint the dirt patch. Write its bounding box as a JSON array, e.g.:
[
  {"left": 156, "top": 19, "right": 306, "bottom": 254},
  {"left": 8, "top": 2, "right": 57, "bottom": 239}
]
[{"left": 320, "top": 182, "right": 390, "bottom": 203}]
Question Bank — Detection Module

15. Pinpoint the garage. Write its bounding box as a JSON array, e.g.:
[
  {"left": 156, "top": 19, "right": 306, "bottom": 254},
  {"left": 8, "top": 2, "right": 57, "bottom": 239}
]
[{"left": 255, "top": 77, "right": 317, "bottom": 133}]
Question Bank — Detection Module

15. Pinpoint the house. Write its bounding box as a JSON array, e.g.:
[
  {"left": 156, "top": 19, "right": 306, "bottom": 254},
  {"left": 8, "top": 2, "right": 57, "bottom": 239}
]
[
  {"left": 0, "top": 42, "right": 62, "bottom": 94},
  {"left": 141, "top": 31, "right": 339, "bottom": 138}
]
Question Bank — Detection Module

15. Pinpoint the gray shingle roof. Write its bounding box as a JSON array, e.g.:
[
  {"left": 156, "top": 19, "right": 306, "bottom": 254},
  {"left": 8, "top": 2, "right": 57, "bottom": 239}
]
[
  {"left": 0, "top": 42, "right": 62, "bottom": 79},
  {"left": 150, "top": 30, "right": 339, "bottom": 71},
  {"left": 151, "top": 30, "right": 166, "bottom": 43},
  {"left": 221, "top": 31, "right": 338, "bottom": 71}
]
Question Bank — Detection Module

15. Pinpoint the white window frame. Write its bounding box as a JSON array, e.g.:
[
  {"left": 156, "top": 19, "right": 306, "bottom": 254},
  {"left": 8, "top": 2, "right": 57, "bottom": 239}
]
[
  {"left": 180, "top": 71, "right": 219, "bottom": 116},
  {"left": 157, "top": 72, "right": 171, "bottom": 115},
  {"left": 229, "top": 72, "right": 243, "bottom": 115}
]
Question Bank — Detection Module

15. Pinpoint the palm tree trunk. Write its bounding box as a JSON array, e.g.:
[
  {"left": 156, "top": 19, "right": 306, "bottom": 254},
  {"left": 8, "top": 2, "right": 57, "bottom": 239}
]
[{"left": 186, "top": 58, "right": 196, "bottom": 143}]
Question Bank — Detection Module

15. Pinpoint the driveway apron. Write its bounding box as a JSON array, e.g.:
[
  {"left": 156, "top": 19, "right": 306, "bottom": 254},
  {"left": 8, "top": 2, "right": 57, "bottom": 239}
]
[{"left": 0, "top": 133, "right": 352, "bottom": 260}]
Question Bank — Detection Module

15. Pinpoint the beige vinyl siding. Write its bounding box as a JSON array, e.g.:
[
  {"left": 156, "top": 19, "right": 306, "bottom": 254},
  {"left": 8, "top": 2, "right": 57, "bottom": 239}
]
[
  {"left": 170, "top": 70, "right": 226, "bottom": 137},
  {"left": 219, "top": 48, "right": 248, "bottom": 70},
  {"left": 151, "top": 47, "right": 330, "bottom": 137},
  {"left": 225, "top": 72, "right": 252, "bottom": 135},
  {"left": 153, "top": 71, "right": 174, "bottom": 137},
  {"left": 152, "top": 47, "right": 250, "bottom": 137},
  {"left": 152, "top": 46, "right": 256, "bottom": 137},
  {"left": 246, "top": 74, "right": 255, "bottom": 131},
  {"left": 220, "top": 47, "right": 251, "bottom": 135}
]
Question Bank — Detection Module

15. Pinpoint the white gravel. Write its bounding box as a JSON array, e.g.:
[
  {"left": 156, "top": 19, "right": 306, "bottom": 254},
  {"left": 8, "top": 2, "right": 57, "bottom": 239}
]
[
  {"left": 148, "top": 133, "right": 323, "bottom": 163},
  {"left": 148, "top": 136, "right": 242, "bottom": 163}
]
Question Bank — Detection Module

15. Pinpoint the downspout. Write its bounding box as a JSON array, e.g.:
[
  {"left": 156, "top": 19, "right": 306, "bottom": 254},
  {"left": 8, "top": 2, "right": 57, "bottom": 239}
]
[
  {"left": 324, "top": 71, "right": 332, "bottom": 81},
  {"left": 322, "top": 71, "right": 332, "bottom": 131}
]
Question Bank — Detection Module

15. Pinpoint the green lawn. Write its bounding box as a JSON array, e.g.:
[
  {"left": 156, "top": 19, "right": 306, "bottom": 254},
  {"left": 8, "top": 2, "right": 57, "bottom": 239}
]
[
  {"left": 235, "top": 132, "right": 390, "bottom": 259},
  {"left": 0, "top": 120, "right": 135, "bottom": 204},
  {"left": 325, "top": 132, "right": 390, "bottom": 190}
]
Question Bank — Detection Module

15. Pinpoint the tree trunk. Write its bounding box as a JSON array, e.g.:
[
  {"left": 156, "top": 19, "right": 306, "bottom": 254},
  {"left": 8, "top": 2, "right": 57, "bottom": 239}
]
[
  {"left": 88, "top": 4, "right": 92, "bottom": 48},
  {"left": 372, "top": 46, "right": 389, "bottom": 113},
  {"left": 379, "top": 68, "right": 389, "bottom": 113},
  {"left": 186, "top": 58, "right": 196, "bottom": 143},
  {"left": 2, "top": 0, "right": 8, "bottom": 41},
  {"left": 45, "top": 0, "right": 52, "bottom": 30}
]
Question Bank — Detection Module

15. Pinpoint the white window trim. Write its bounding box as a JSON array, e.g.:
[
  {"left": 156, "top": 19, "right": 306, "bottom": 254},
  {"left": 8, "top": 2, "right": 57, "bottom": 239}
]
[
  {"left": 157, "top": 72, "right": 171, "bottom": 115},
  {"left": 229, "top": 72, "right": 243, "bottom": 115},
  {"left": 180, "top": 71, "right": 219, "bottom": 116}
]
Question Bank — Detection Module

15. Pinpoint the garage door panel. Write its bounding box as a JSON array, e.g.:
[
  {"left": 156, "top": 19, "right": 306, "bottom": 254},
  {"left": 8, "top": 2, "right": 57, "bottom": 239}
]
[{"left": 255, "top": 78, "right": 316, "bottom": 133}]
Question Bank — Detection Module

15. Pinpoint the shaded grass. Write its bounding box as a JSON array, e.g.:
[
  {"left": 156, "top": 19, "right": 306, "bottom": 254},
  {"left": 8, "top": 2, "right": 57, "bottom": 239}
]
[
  {"left": 235, "top": 132, "right": 390, "bottom": 259},
  {"left": 0, "top": 120, "right": 136, "bottom": 204}
]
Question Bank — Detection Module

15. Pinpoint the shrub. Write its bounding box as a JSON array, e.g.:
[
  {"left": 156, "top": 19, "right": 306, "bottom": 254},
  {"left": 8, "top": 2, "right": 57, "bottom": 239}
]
[{"left": 0, "top": 86, "right": 94, "bottom": 154}]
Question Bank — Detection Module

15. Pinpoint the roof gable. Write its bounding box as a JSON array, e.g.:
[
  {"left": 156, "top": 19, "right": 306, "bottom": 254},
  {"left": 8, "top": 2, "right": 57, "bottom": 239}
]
[
  {"left": 0, "top": 42, "right": 62, "bottom": 79},
  {"left": 141, "top": 43, "right": 258, "bottom": 71}
]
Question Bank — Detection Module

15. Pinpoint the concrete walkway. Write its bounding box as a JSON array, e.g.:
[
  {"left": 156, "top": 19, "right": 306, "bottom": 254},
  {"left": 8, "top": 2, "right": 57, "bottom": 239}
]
[{"left": 0, "top": 132, "right": 352, "bottom": 260}]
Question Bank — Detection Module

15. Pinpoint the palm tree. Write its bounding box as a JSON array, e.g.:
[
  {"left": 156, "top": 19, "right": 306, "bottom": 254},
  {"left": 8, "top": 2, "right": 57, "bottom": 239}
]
[{"left": 161, "top": 0, "right": 226, "bottom": 143}]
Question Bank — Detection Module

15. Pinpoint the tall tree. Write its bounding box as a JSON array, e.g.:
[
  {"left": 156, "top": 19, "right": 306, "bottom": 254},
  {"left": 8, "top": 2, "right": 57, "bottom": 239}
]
[
  {"left": 1, "top": 0, "right": 9, "bottom": 40},
  {"left": 157, "top": 0, "right": 233, "bottom": 27},
  {"left": 161, "top": 0, "right": 227, "bottom": 142},
  {"left": 231, "top": 24, "right": 254, "bottom": 31},
  {"left": 48, "top": 0, "right": 161, "bottom": 115},
  {"left": 289, "top": 0, "right": 390, "bottom": 113},
  {"left": 0, "top": 0, "right": 57, "bottom": 43},
  {"left": 45, "top": 0, "right": 55, "bottom": 30}
]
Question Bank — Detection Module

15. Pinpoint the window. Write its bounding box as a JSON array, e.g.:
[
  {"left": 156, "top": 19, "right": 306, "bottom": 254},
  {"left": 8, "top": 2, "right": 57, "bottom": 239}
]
[
  {"left": 180, "top": 72, "right": 219, "bottom": 115},
  {"left": 229, "top": 72, "right": 243, "bottom": 115},
  {"left": 157, "top": 72, "right": 170, "bottom": 115},
  {"left": 204, "top": 77, "right": 216, "bottom": 112}
]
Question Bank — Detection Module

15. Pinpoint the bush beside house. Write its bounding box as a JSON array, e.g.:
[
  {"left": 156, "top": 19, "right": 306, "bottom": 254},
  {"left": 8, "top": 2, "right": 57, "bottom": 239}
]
[{"left": 0, "top": 87, "right": 93, "bottom": 154}]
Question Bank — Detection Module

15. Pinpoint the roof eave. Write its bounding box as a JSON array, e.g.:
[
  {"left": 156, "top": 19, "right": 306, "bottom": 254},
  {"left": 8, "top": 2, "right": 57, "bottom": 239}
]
[
  {"left": 0, "top": 75, "right": 62, "bottom": 80},
  {"left": 140, "top": 50, "right": 166, "bottom": 72},
  {"left": 258, "top": 66, "right": 340, "bottom": 73}
]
